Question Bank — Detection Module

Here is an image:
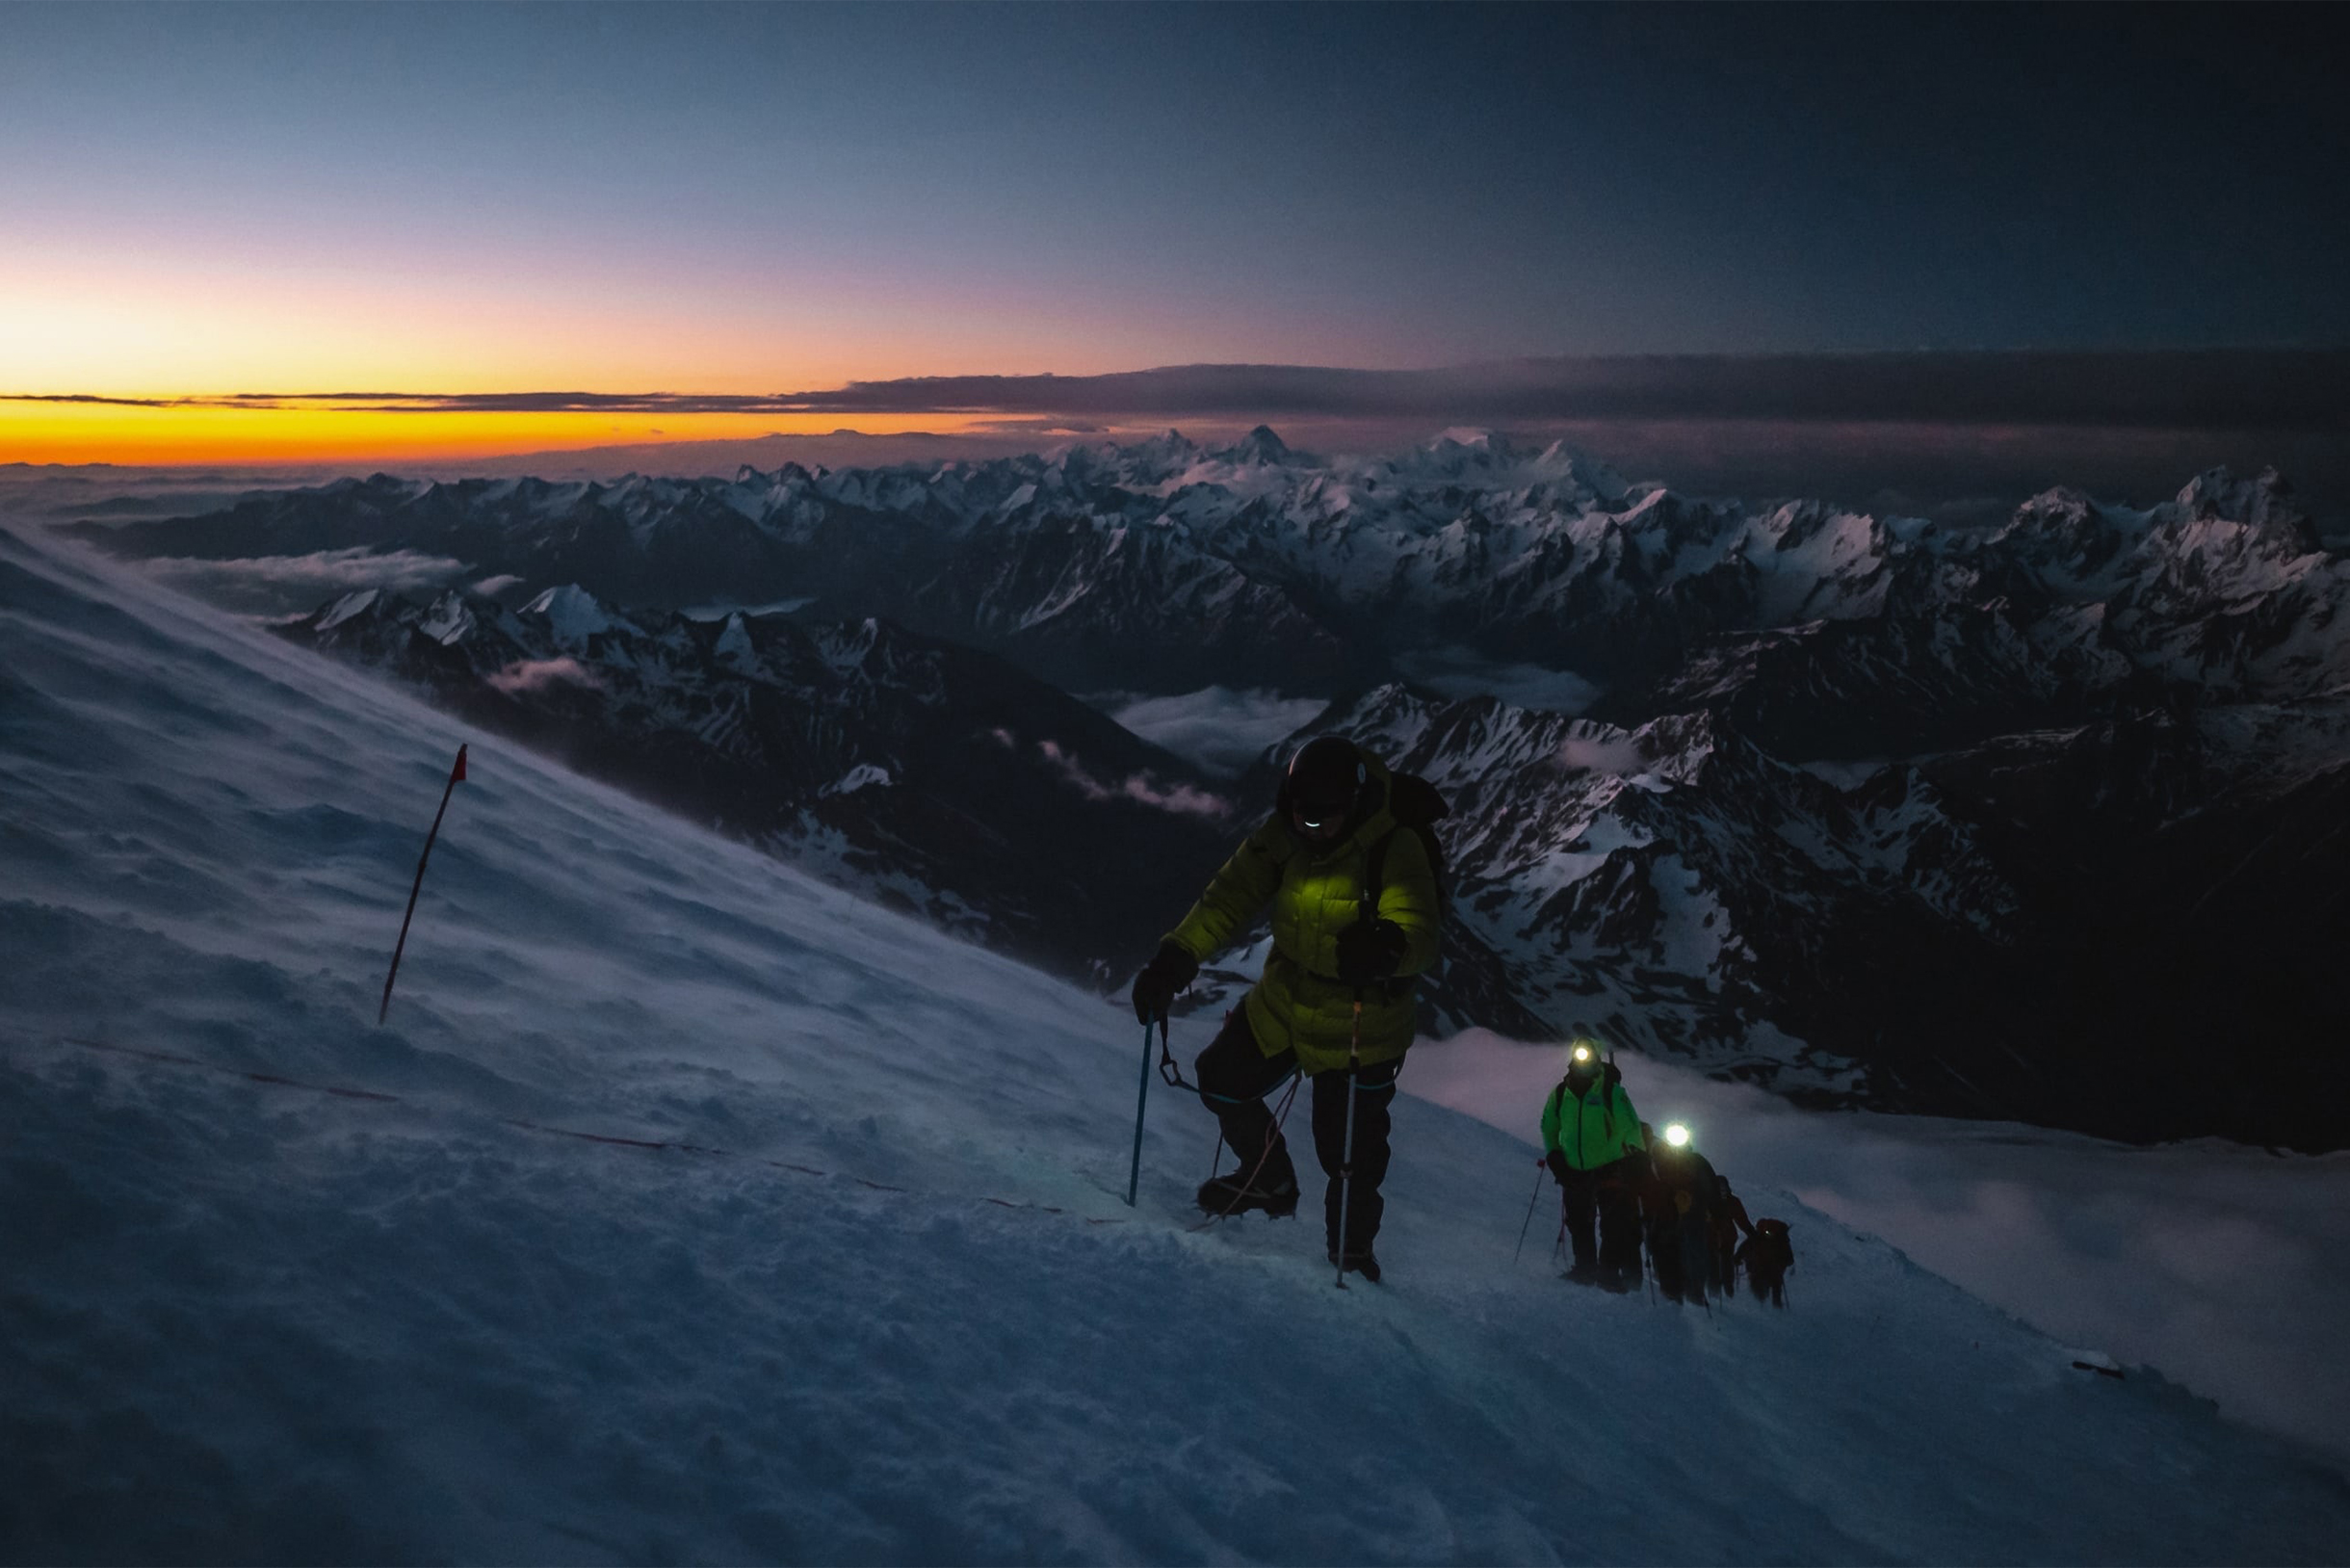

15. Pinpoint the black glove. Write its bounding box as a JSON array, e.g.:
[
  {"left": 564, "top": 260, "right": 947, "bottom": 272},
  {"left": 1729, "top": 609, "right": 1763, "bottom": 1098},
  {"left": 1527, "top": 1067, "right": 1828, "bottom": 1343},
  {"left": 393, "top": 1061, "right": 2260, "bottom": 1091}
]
[
  {"left": 1545, "top": 1149, "right": 1572, "bottom": 1185},
  {"left": 1333, "top": 917, "right": 1409, "bottom": 986},
  {"left": 1131, "top": 941, "right": 1200, "bottom": 1023}
]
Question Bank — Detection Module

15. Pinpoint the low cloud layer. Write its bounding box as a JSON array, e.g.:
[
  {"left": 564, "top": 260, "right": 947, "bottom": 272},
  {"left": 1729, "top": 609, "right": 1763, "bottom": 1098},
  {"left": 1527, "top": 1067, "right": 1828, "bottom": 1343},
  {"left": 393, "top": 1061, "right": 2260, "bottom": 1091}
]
[
  {"left": 485, "top": 657, "right": 603, "bottom": 696},
  {"left": 138, "top": 547, "right": 467, "bottom": 617},
  {"left": 1395, "top": 649, "right": 1603, "bottom": 717},
  {"left": 1410, "top": 1030, "right": 2350, "bottom": 1476},
  {"left": 1552, "top": 731, "right": 1652, "bottom": 778}
]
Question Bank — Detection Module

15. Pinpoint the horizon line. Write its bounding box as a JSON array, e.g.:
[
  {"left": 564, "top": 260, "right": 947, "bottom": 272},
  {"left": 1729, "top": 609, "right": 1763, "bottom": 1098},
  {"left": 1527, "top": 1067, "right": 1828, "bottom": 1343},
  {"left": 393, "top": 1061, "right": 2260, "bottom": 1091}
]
[{"left": 7, "top": 345, "right": 2348, "bottom": 427}]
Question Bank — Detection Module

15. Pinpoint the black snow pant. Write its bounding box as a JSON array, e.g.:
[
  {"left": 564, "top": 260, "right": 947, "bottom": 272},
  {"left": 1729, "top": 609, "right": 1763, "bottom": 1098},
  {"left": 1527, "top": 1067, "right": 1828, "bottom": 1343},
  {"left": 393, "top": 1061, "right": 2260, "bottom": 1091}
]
[
  {"left": 1194, "top": 1006, "right": 1403, "bottom": 1256},
  {"left": 1557, "top": 1159, "right": 1643, "bottom": 1276},
  {"left": 1649, "top": 1211, "right": 1715, "bottom": 1303}
]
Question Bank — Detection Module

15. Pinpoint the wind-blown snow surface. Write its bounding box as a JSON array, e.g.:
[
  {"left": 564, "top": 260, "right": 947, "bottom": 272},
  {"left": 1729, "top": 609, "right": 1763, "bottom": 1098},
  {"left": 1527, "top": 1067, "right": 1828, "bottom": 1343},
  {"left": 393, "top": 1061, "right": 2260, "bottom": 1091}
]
[{"left": 6, "top": 521, "right": 2349, "bottom": 1563}]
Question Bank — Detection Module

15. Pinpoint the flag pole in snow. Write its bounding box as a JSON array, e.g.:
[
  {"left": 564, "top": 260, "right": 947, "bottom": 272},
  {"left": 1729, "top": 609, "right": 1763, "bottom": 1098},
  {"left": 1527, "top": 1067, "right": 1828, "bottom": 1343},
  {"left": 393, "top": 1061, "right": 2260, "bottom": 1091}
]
[
  {"left": 379, "top": 744, "right": 467, "bottom": 1026},
  {"left": 1126, "top": 1016, "right": 1161, "bottom": 1206}
]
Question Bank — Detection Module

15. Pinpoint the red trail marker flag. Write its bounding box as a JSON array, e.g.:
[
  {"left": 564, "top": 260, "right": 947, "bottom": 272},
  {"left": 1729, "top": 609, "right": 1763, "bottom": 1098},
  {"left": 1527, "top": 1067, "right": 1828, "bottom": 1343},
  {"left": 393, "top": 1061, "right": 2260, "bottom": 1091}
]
[{"left": 379, "top": 745, "right": 468, "bottom": 1026}]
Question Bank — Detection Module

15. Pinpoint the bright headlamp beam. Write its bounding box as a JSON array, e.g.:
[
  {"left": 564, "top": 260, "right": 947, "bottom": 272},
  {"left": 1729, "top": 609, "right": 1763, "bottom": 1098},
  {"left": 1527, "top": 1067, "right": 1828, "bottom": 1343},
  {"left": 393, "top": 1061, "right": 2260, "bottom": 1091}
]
[{"left": 1663, "top": 1123, "right": 1691, "bottom": 1148}]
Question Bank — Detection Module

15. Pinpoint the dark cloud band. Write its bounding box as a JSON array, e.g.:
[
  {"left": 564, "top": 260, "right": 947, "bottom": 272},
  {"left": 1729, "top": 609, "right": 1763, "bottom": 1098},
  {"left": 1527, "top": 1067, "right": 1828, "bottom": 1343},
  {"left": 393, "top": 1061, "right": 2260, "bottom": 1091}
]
[
  {"left": 11, "top": 351, "right": 2345, "bottom": 429},
  {"left": 780, "top": 352, "right": 2350, "bottom": 430}
]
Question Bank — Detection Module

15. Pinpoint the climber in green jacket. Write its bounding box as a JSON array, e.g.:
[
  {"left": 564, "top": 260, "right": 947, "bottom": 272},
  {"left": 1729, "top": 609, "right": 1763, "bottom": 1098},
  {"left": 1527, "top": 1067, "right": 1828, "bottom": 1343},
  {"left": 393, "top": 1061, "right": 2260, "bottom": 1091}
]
[
  {"left": 1131, "top": 735, "right": 1441, "bottom": 1282},
  {"left": 1540, "top": 1041, "right": 1649, "bottom": 1291}
]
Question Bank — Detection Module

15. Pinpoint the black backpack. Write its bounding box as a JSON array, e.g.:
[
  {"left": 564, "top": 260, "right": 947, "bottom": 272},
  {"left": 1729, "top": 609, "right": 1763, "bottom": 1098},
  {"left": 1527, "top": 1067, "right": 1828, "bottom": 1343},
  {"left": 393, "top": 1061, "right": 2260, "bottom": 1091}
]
[{"left": 1359, "top": 771, "right": 1450, "bottom": 921}]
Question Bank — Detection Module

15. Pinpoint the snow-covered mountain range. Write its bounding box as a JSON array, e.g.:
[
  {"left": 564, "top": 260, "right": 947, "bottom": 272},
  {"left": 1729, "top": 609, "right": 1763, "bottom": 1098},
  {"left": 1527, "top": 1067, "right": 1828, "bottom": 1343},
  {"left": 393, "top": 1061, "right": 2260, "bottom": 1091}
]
[
  {"left": 63, "top": 432, "right": 2350, "bottom": 1146},
  {"left": 9, "top": 513, "right": 2350, "bottom": 1561}
]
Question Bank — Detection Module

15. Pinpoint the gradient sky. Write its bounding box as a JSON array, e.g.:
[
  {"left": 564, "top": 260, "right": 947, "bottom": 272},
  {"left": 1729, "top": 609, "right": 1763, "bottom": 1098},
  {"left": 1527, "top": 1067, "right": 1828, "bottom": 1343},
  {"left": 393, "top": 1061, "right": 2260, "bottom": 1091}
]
[{"left": 3, "top": 2, "right": 2343, "bottom": 463}]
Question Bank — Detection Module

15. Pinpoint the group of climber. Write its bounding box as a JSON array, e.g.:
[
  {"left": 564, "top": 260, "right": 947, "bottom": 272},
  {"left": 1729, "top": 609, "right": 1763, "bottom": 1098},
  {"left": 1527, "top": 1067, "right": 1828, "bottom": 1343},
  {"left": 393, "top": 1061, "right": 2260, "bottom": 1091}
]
[
  {"left": 1128, "top": 730, "right": 1794, "bottom": 1300},
  {"left": 1535, "top": 1042, "right": 1790, "bottom": 1305}
]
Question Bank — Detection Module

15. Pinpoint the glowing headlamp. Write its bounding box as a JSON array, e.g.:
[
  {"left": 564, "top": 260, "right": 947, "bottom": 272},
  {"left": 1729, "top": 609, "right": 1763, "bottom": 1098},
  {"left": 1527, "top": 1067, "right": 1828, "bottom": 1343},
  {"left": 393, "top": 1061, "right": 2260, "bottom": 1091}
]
[
  {"left": 1662, "top": 1122, "right": 1691, "bottom": 1149},
  {"left": 1295, "top": 798, "right": 1345, "bottom": 830},
  {"left": 1570, "top": 1043, "right": 1594, "bottom": 1066}
]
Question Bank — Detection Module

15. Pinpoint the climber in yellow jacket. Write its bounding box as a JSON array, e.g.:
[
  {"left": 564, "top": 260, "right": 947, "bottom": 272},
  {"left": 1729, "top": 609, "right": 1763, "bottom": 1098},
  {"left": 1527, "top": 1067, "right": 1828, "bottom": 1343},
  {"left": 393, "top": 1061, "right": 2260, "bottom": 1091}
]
[{"left": 1131, "top": 735, "right": 1441, "bottom": 1281}]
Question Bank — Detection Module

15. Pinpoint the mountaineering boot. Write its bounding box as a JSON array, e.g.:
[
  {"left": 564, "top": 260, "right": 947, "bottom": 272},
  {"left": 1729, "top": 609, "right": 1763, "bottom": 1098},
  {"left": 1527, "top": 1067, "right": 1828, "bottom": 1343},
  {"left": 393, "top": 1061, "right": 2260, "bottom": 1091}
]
[
  {"left": 1564, "top": 1261, "right": 1602, "bottom": 1287},
  {"left": 1196, "top": 1167, "right": 1300, "bottom": 1217},
  {"left": 1328, "top": 1245, "right": 1382, "bottom": 1284}
]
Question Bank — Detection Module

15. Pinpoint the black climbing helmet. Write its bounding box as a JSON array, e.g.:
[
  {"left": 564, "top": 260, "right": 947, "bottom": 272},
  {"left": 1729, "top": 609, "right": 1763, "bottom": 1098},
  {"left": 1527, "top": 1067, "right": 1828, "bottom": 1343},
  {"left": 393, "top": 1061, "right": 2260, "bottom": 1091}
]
[{"left": 1282, "top": 735, "right": 1370, "bottom": 829}]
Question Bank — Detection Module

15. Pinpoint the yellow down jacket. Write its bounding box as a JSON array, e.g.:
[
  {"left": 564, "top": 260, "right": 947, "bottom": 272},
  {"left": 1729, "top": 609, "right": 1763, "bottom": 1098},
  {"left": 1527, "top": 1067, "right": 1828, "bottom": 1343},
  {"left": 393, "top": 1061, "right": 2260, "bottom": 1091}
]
[{"left": 1164, "top": 759, "right": 1441, "bottom": 1075}]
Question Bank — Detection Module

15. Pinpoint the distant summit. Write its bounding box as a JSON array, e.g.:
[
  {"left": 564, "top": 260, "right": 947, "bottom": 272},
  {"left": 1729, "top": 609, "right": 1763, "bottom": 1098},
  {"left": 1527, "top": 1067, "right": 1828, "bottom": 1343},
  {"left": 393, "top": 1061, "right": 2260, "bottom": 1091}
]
[{"left": 1220, "top": 425, "right": 1294, "bottom": 465}]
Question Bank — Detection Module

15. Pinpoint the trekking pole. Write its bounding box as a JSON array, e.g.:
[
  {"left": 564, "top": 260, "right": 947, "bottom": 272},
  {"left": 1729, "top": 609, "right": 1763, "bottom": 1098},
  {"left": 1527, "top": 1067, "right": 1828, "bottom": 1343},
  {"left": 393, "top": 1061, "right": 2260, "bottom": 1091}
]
[
  {"left": 1125, "top": 1014, "right": 1161, "bottom": 1207},
  {"left": 1333, "top": 996, "right": 1364, "bottom": 1290},
  {"left": 1512, "top": 1160, "right": 1545, "bottom": 1266}
]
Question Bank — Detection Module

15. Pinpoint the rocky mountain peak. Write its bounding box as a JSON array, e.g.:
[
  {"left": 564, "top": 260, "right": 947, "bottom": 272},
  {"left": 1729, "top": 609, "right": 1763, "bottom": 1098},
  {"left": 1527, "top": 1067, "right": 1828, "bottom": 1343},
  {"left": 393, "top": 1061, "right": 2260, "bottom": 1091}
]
[
  {"left": 2168, "top": 465, "right": 2317, "bottom": 550},
  {"left": 520, "top": 584, "right": 638, "bottom": 648}
]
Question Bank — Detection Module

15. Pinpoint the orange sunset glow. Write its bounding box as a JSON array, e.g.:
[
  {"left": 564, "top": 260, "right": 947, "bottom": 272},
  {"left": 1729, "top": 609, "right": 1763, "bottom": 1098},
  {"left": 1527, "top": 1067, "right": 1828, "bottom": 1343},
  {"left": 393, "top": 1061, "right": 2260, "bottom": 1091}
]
[
  {"left": 0, "top": 228, "right": 1255, "bottom": 467},
  {"left": 0, "top": 399, "right": 984, "bottom": 467}
]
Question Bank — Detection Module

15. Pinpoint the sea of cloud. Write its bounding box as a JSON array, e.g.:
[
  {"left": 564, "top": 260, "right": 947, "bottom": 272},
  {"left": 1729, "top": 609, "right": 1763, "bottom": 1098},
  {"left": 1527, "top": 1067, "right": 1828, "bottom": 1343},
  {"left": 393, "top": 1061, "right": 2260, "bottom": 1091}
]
[
  {"left": 1406, "top": 1028, "right": 2350, "bottom": 1473},
  {"left": 1096, "top": 686, "right": 1331, "bottom": 777},
  {"left": 1395, "top": 648, "right": 1604, "bottom": 716}
]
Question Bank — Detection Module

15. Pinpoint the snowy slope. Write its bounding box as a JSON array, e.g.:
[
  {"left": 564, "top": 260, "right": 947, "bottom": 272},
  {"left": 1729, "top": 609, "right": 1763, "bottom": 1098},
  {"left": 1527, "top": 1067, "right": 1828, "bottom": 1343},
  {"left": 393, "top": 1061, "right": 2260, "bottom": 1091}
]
[
  {"left": 6, "top": 522, "right": 2349, "bottom": 1563},
  {"left": 274, "top": 578, "right": 1240, "bottom": 982}
]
